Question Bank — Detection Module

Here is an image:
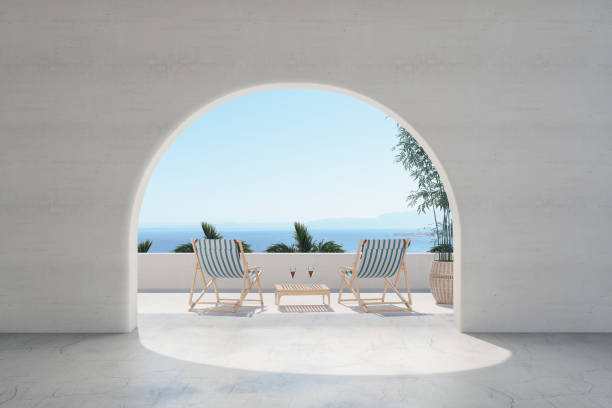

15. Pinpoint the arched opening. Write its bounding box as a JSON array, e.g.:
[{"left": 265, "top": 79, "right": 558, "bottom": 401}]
[{"left": 129, "top": 83, "right": 462, "bottom": 331}]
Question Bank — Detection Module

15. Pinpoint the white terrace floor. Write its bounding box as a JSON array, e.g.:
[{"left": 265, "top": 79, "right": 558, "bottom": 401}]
[{"left": 1, "top": 292, "right": 611, "bottom": 407}]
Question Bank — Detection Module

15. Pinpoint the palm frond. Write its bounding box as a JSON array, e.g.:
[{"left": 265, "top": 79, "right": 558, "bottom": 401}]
[
  {"left": 293, "top": 221, "right": 314, "bottom": 252},
  {"left": 314, "top": 240, "right": 345, "bottom": 253},
  {"left": 267, "top": 222, "right": 345, "bottom": 253},
  {"left": 265, "top": 243, "right": 296, "bottom": 253},
  {"left": 241, "top": 241, "right": 253, "bottom": 253},
  {"left": 174, "top": 242, "right": 194, "bottom": 253},
  {"left": 200, "top": 221, "right": 253, "bottom": 252},
  {"left": 137, "top": 240, "right": 153, "bottom": 253},
  {"left": 201, "top": 222, "right": 223, "bottom": 239}
]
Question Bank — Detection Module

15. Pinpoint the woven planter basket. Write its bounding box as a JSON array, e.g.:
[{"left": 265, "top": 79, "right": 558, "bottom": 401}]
[{"left": 430, "top": 260, "right": 453, "bottom": 305}]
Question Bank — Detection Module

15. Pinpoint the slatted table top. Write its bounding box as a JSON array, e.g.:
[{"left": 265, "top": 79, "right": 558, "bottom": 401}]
[{"left": 275, "top": 283, "right": 330, "bottom": 293}]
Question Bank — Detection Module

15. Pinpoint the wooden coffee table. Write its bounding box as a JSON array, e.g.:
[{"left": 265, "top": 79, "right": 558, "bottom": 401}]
[{"left": 275, "top": 283, "right": 331, "bottom": 305}]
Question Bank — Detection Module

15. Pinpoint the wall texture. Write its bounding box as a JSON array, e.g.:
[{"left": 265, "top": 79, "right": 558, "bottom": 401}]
[
  {"left": 138, "top": 253, "right": 435, "bottom": 292},
  {"left": 1, "top": 1, "right": 611, "bottom": 332}
]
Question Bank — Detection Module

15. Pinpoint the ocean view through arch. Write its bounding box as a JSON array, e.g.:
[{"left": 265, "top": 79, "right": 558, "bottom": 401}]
[
  {"left": 138, "top": 88, "right": 450, "bottom": 256},
  {"left": 139, "top": 212, "right": 435, "bottom": 253}
]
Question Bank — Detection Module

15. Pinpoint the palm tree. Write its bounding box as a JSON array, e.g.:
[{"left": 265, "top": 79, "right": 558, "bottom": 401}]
[
  {"left": 173, "top": 221, "right": 253, "bottom": 253},
  {"left": 138, "top": 240, "right": 153, "bottom": 253},
  {"left": 199, "top": 221, "right": 253, "bottom": 252},
  {"left": 266, "top": 222, "right": 344, "bottom": 253},
  {"left": 173, "top": 242, "right": 194, "bottom": 253},
  {"left": 266, "top": 243, "right": 296, "bottom": 253},
  {"left": 314, "top": 240, "right": 344, "bottom": 253},
  {"left": 238, "top": 241, "right": 253, "bottom": 252},
  {"left": 200, "top": 222, "right": 222, "bottom": 239},
  {"left": 293, "top": 222, "right": 314, "bottom": 252}
]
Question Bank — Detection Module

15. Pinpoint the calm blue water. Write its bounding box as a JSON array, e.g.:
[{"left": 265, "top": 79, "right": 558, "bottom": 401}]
[{"left": 138, "top": 226, "right": 435, "bottom": 253}]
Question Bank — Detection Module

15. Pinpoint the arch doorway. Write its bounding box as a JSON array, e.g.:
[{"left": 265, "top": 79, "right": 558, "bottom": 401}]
[{"left": 129, "top": 83, "right": 462, "bottom": 329}]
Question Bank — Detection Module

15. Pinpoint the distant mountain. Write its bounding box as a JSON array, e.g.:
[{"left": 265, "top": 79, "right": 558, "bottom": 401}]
[
  {"left": 306, "top": 211, "right": 433, "bottom": 230},
  {"left": 215, "top": 211, "right": 434, "bottom": 231}
]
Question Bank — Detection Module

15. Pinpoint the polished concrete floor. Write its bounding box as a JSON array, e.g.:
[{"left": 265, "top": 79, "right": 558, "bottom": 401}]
[{"left": 1, "top": 292, "right": 611, "bottom": 407}]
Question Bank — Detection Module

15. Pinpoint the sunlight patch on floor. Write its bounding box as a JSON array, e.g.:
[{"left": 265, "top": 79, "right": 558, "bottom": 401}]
[{"left": 138, "top": 293, "right": 510, "bottom": 376}]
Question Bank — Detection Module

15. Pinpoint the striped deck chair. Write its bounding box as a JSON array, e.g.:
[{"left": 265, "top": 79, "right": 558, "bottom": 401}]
[
  {"left": 338, "top": 239, "right": 413, "bottom": 312},
  {"left": 188, "top": 239, "right": 263, "bottom": 312}
]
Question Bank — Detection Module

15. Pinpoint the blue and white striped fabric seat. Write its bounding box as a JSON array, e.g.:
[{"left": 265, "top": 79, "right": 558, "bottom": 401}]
[
  {"left": 349, "top": 239, "right": 409, "bottom": 278},
  {"left": 247, "top": 270, "right": 259, "bottom": 280},
  {"left": 193, "top": 239, "right": 247, "bottom": 279}
]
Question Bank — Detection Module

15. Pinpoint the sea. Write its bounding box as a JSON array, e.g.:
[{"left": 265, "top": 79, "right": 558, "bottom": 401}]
[{"left": 138, "top": 226, "right": 435, "bottom": 253}]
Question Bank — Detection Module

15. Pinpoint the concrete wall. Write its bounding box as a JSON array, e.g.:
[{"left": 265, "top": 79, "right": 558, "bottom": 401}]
[
  {"left": 1, "top": 1, "right": 611, "bottom": 332},
  {"left": 138, "top": 253, "right": 434, "bottom": 291}
]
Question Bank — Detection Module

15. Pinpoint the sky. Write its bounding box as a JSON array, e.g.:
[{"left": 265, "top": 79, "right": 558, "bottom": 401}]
[{"left": 138, "top": 89, "right": 419, "bottom": 226}]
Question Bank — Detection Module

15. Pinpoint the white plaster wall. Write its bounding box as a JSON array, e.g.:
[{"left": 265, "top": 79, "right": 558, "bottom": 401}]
[
  {"left": 138, "top": 253, "right": 434, "bottom": 291},
  {"left": 1, "top": 1, "right": 611, "bottom": 332}
]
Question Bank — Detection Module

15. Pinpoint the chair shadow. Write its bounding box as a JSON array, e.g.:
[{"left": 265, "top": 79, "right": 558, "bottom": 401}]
[
  {"left": 194, "top": 305, "right": 264, "bottom": 317},
  {"left": 278, "top": 304, "right": 334, "bottom": 313},
  {"left": 342, "top": 304, "right": 431, "bottom": 317}
]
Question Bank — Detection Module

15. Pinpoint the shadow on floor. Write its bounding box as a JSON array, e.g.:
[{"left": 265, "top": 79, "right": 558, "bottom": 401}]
[
  {"left": 343, "top": 304, "right": 432, "bottom": 317},
  {"left": 194, "top": 306, "right": 264, "bottom": 317},
  {"left": 278, "top": 304, "right": 334, "bottom": 313}
]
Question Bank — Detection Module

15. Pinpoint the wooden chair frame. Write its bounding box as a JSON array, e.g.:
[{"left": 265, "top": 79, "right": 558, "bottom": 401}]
[
  {"left": 188, "top": 239, "right": 264, "bottom": 313},
  {"left": 337, "top": 239, "right": 413, "bottom": 312}
]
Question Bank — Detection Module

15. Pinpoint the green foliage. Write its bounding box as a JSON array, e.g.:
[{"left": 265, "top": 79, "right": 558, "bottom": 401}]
[
  {"left": 240, "top": 241, "right": 253, "bottom": 253},
  {"left": 314, "top": 240, "right": 345, "bottom": 253},
  {"left": 138, "top": 240, "right": 153, "bottom": 253},
  {"left": 173, "top": 221, "right": 253, "bottom": 253},
  {"left": 266, "top": 222, "right": 345, "bottom": 253},
  {"left": 429, "top": 244, "right": 453, "bottom": 253},
  {"left": 265, "top": 243, "right": 297, "bottom": 253},
  {"left": 394, "top": 125, "right": 453, "bottom": 259},
  {"left": 201, "top": 222, "right": 223, "bottom": 239},
  {"left": 394, "top": 126, "right": 448, "bottom": 214},
  {"left": 200, "top": 221, "right": 252, "bottom": 252},
  {"left": 174, "top": 242, "right": 194, "bottom": 253},
  {"left": 293, "top": 222, "right": 314, "bottom": 252}
]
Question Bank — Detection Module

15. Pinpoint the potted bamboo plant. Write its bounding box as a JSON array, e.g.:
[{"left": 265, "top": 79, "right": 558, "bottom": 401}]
[
  {"left": 428, "top": 210, "right": 453, "bottom": 304},
  {"left": 395, "top": 126, "right": 454, "bottom": 304}
]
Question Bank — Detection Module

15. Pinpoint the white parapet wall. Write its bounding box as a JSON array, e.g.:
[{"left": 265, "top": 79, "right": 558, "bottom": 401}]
[{"left": 138, "top": 253, "right": 435, "bottom": 291}]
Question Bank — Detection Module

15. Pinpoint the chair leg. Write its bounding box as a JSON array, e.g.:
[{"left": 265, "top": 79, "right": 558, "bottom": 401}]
[
  {"left": 390, "top": 271, "right": 401, "bottom": 303},
  {"left": 403, "top": 266, "right": 413, "bottom": 305},
  {"left": 189, "top": 261, "right": 211, "bottom": 312},
  {"left": 387, "top": 277, "right": 412, "bottom": 311},
  {"left": 188, "top": 263, "right": 198, "bottom": 308},
  {"left": 352, "top": 278, "right": 368, "bottom": 313},
  {"left": 190, "top": 272, "right": 264, "bottom": 313},
  {"left": 212, "top": 278, "right": 220, "bottom": 303},
  {"left": 338, "top": 271, "right": 346, "bottom": 303},
  {"left": 255, "top": 273, "right": 264, "bottom": 306},
  {"left": 381, "top": 279, "right": 390, "bottom": 303},
  {"left": 189, "top": 279, "right": 216, "bottom": 311},
  {"left": 233, "top": 273, "right": 260, "bottom": 312},
  {"left": 189, "top": 262, "right": 204, "bottom": 308},
  {"left": 234, "top": 274, "right": 249, "bottom": 312}
]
